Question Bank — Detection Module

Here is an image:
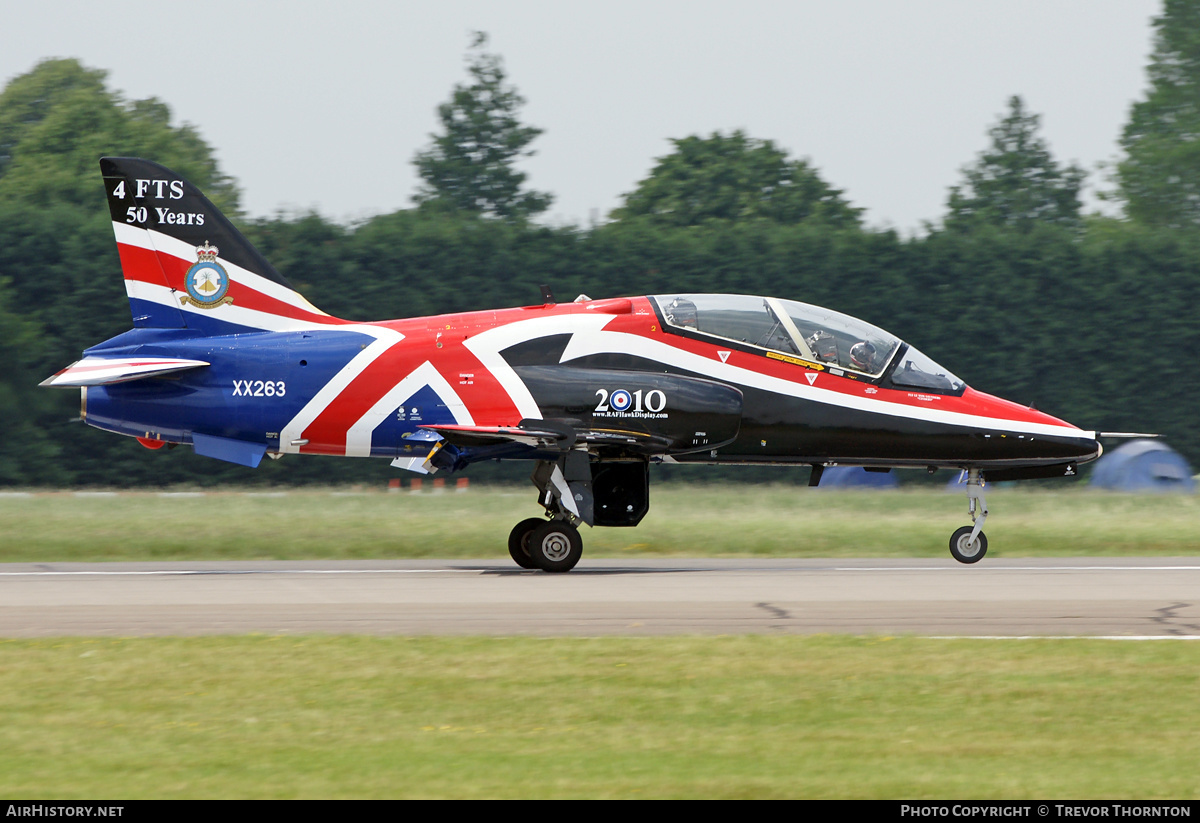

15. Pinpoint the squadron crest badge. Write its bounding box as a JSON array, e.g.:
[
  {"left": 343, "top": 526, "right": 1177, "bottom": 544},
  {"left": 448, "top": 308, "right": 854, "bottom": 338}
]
[{"left": 181, "top": 241, "right": 233, "bottom": 309}]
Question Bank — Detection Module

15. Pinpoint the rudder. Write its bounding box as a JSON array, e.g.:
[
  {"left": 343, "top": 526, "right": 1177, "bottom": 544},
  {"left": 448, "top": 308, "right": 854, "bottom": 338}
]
[{"left": 101, "top": 157, "right": 334, "bottom": 334}]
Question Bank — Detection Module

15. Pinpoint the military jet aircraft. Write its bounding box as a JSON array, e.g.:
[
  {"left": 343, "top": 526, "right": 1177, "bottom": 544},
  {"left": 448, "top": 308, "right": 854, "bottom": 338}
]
[{"left": 42, "top": 158, "right": 1103, "bottom": 572}]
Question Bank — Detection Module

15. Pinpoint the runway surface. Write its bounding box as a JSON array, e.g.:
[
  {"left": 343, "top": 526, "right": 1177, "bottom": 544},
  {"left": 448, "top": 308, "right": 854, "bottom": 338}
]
[{"left": 1, "top": 558, "right": 1198, "bottom": 638}]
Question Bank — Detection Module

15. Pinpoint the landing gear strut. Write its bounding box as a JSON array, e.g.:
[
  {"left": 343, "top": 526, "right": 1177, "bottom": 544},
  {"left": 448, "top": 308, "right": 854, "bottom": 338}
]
[
  {"left": 505, "top": 451, "right": 649, "bottom": 573},
  {"left": 949, "top": 468, "right": 988, "bottom": 564},
  {"left": 507, "top": 454, "right": 591, "bottom": 572}
]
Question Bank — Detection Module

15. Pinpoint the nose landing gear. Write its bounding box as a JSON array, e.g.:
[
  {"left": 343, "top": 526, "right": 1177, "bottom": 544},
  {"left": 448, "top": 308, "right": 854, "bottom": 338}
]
[{"left": 949, "top": 468, "right": 988, "bottom": 564}]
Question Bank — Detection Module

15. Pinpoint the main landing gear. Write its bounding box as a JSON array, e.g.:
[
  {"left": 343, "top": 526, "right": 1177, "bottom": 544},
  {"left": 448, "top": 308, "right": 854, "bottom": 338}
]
[
  {"left": 507, "top": 454, "right": 591, "bottom": 573},
  {"left": 949, "top": 468, "right": 988, "bottom": 564},
  {"left": 506, "top": 452, "right": 649, "bottom": 573},
  {"left": 509, "top": 517, "right": 583, "bottom": 573}
]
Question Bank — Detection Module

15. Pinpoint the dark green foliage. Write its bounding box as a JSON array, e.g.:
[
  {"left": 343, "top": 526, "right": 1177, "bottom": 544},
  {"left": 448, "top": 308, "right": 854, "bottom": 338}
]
[
  {"left": 0, "top": 277, "right": 65, "bottom": 484},
  {"left": 412, "top": 32, "right": 552, "bottom": 221},
  {"left": 611, "top": 130, "right": 862, "bottom": 229},
  {"left": 945, "top": 96, "right": 1085, "bottom": 232},
  {"left": 0, "top": 58, "right": 238, "bottom": 213},
  {"left": 0, "top": 59, "right": 242, "bottom": 487},
  {"left": 1117, "top": 0, "right": 1200, "bottom": 228}
]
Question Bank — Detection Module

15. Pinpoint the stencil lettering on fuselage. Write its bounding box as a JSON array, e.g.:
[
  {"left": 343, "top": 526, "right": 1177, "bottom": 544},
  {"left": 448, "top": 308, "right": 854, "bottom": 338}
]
[{"left": 366, "top": 385, "right": 455, "bottom": 457}]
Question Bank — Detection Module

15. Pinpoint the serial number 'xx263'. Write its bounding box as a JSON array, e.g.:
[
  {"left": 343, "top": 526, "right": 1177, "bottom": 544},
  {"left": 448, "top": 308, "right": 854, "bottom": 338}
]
[{"left": 232, "top": 380, "right": 286, "bottom": 397}]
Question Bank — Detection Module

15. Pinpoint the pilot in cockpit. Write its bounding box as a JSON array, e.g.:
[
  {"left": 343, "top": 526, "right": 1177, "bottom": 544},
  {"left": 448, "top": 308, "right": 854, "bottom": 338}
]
[
  {"left": 807, "top": 330, "right": 839, "bottom": 364},
  {"left": 665, "top": 298, "right": 698, "bottom": 329},
  {"left": 850, "top": 340, "right": 877, "bottom": 372}
]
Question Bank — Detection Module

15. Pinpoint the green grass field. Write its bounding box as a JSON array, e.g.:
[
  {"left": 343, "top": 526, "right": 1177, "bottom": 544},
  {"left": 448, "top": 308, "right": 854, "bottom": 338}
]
[
  {"left": 3, "top": 484, "right": 1200, "bottom": 562},
  {"left": 2, "top": 485, "right": 1198, "bottom": 798},
  {"left": 1, "top": 635, "right": 1197, "bottom": 799}
]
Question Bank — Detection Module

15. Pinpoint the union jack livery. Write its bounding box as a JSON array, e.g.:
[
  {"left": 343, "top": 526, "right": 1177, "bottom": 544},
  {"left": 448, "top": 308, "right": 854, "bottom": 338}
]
[{"left": 43, "top": 158, "right": 1103, "bottom": 571}]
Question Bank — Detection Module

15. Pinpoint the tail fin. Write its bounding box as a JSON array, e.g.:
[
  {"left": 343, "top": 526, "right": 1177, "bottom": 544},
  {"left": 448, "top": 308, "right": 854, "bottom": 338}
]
[{"left": 100, "top": 157, "right": 335, "bottom": 334}]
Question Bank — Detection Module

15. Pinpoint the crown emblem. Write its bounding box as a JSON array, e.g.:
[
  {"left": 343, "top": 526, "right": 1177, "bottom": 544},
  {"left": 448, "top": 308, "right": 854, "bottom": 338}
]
[{"left": 196, "top": 241, "right": 220, "bottom": 262}]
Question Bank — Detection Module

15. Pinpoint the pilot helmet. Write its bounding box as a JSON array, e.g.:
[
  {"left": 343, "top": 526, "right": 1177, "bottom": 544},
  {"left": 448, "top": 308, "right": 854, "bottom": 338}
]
[
  {"left": 850, "top": 341, "right": 877, "bottom": 371},
  {"left": 807, "top": 330, "right": 838, "bottom": 362},
  {"left": 666, "top": 298, "right": 698, "bottom": 328}
]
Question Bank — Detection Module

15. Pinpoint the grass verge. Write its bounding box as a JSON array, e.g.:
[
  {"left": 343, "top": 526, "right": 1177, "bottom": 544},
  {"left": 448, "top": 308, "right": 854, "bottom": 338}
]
[
  {"left": 2, "top": 485, "right": 1199, "bottom": 562},
  {"left": 1, "top": 635, "right": 1197, "bottom": 799}
]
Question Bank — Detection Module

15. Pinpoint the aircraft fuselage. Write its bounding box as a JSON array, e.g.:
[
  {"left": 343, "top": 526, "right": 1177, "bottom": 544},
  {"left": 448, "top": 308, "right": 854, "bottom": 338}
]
[{"left": 81, "top": 296, "right": 1099, "bottom": 473}]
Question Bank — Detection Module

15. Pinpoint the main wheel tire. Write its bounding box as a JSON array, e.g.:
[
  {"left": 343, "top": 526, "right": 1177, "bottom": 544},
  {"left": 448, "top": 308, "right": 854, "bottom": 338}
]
[
  {"left": 527, "top": 521, "right": 583, "bottom": 573},
  {"left": 949, "top": 526, "right": 988, "bottom": 564},
  {"left": 508, "top": 518, "right": 544, "bottom": 569}
]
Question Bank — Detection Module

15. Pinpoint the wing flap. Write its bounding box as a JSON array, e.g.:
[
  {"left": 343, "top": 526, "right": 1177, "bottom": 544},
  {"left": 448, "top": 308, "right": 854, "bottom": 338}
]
[{"left": 40, "top": 356, "right": 210, "bottom": 388}]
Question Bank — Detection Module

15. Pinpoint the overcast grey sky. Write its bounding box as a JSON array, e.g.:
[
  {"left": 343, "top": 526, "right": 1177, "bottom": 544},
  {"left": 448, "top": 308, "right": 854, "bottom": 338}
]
[{"left": 1, "top": 1, "right": 1162, "bottom": 232}]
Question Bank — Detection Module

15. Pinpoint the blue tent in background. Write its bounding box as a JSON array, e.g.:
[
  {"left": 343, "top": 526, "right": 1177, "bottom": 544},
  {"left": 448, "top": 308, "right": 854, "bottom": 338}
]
[
  {"left": 819, "top": 466, "right": 898, "bottom": 489},
  {"left": 1089, "top": 440, "right": 1195, "bottom": 493}
]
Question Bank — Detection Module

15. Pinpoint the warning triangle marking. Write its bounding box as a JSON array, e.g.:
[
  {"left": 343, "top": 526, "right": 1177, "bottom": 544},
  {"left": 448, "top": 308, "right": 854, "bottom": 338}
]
[
  {"left": 805, "top": 373, "right": 818, "bottom": 385},
  {"left": 717, "top": 351, "right": 731, "bottom": 363}
]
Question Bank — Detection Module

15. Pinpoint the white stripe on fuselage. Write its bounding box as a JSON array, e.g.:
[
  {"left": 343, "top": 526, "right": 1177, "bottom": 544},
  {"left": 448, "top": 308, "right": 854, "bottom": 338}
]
[
  {"left": 344, "top": 361, "right": 474, "bottom": 457},
  {"left": 278, "top": 328, "right": 406, "bottom": 453},
  {"left": 554, "top": 325, "right": 1092, "bottom": 441},
  {"left": 464, "top": 313, "right": 616, "bottom": 419},
  {"left": 464, "top": 313, "right": 1088, "bottom": 440}
]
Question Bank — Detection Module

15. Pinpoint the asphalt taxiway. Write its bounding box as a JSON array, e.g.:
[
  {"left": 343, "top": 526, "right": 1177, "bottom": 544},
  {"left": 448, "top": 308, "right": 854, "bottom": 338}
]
[{"left": 1, "top": 558, "right": 1197, "bottom": 637}]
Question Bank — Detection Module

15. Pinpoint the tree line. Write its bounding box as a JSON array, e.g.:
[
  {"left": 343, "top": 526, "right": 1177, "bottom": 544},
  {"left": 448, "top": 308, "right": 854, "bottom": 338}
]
[{"left": 2, "top": 5, "right": 1199, "bottom": 487}]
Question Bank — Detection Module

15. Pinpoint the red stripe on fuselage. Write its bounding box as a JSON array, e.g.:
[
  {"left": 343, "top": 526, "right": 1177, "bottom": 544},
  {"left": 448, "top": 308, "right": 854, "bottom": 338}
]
[{"left": 297, "top": 327, "right": 523, "bottom": 455}]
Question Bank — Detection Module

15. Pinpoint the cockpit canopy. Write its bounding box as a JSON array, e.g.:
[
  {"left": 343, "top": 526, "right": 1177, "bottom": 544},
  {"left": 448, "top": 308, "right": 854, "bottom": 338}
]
[{"left": 653, "top": 294, "right": 964, "bottom": 394}]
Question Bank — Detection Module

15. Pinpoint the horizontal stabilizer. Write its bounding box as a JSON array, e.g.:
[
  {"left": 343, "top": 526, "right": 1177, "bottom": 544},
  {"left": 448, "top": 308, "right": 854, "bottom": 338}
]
[{"left": 40, "top": 357, "right": 210, "bottom": 388}]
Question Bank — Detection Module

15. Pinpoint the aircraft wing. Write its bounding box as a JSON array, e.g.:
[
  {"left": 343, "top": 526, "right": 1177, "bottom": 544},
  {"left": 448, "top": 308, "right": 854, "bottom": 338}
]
[
  {"left": 421, "top": 422, "right": 672, "bottom": 453},
  {"left": 40, "top": 356, "right": 210, "bottom": 388}
]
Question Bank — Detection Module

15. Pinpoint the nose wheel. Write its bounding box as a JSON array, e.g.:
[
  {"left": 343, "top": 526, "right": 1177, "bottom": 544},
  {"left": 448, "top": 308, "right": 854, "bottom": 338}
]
[
  {"left": 949, "top": 525, "right": 987, "bottom": 563},
  {"left": 950, "top": 468, "right": 989, "bottom": 564}
]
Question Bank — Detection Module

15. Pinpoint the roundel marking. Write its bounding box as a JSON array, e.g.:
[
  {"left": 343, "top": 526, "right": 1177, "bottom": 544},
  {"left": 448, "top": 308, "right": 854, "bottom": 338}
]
[
  {"left": 610, "top": 389, "right": 632, "bottom": 411},
  {"left": 185, "top": 260, "right": 230, "bottom": 305}
]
